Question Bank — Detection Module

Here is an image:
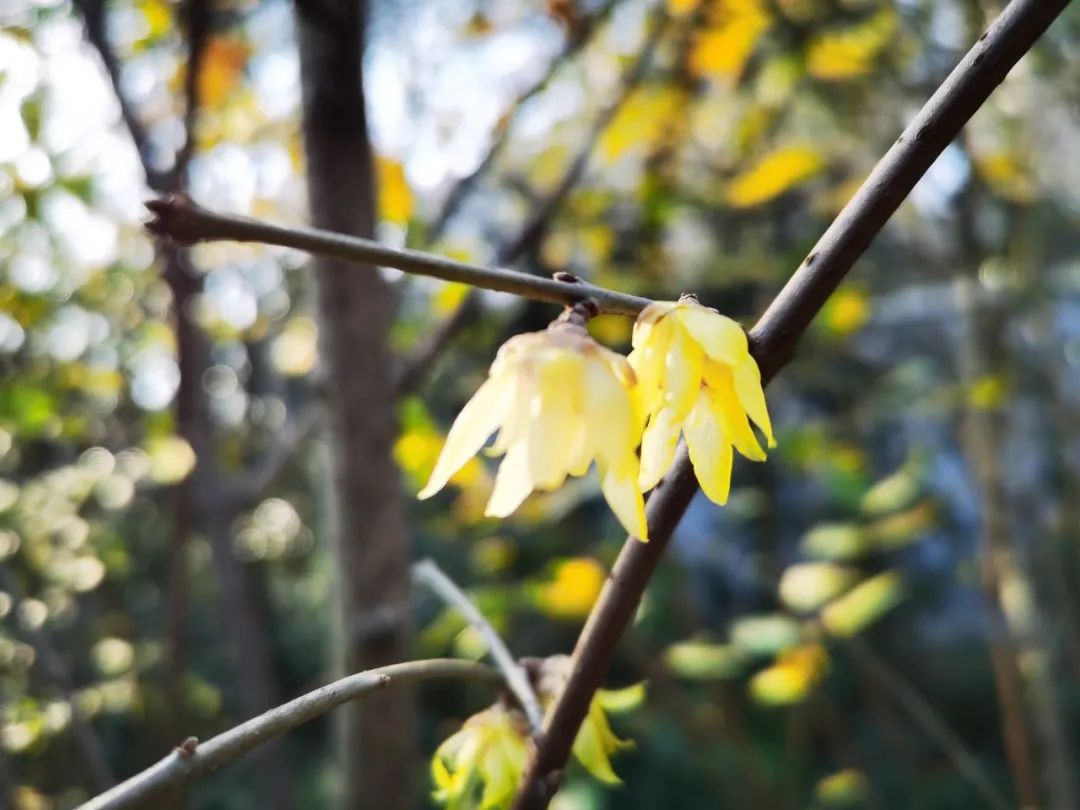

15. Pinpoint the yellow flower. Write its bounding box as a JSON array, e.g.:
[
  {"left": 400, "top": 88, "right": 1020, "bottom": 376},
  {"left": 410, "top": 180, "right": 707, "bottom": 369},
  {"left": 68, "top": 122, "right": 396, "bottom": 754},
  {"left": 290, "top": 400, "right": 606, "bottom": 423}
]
[
  {"left": 432, "top": 705, "right": 529, "bottom": 809},
  {"left": 628, "top": 296, "right": 774, "bottom": 505},
  {"left": 536, "top": 655, "right": 645, "bottom": 785},
  {"left": 419, "top": 319, "right": 647, "bottom": 539}
]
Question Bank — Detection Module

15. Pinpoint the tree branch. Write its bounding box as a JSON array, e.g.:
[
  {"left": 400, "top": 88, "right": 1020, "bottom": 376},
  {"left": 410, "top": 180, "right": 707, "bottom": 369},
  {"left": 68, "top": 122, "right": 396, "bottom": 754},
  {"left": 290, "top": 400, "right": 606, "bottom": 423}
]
[
  {"left": 144, "top": 194, "right": 652, "bottom": 316},
  {"left": 413, "top": 560, "right": 544, "bottom": 734},
  {"left": 75, "top": 659, "right": 498, "bottom": 810},
  {"left": 425, "top": 0, "right": 622, "bottom": 245},
  {"left": 228, "top": 403, "right": 321, "bottom": 509},
  {"left": 845, "top": 637, "right": 1011, "bottom": 810},
  {"left": 395, "top": 6, "right": 669, "bottom": 395},
  {"left": 511, "top": 1, "right": 1072, "bottom": 806}
]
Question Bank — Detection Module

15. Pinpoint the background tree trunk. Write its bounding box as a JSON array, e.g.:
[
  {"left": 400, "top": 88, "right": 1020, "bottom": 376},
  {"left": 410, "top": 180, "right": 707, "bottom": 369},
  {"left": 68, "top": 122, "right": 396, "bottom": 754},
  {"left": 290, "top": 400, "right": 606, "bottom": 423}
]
[{"left": 296, "top": 2, "right": 415, "bottom": 808}]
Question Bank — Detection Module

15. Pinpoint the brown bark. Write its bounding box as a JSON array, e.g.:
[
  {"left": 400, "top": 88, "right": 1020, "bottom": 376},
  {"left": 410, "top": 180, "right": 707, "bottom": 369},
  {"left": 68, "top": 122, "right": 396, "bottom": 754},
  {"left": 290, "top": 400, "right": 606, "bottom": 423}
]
[{"left": 295, "top": 2, "right": 414, "bottom": 808}]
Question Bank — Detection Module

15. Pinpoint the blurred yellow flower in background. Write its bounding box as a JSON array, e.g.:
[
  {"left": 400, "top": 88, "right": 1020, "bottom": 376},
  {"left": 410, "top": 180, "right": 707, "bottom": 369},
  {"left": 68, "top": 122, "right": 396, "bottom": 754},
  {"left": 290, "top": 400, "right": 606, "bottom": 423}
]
[
  {"left": 419, "top": 318, "right": 647, "bottom": 539},
  {"left": 537, "top": 557, "right": 607, "bottom": 619},
  {"left": 629, "top": 296, "right": 774, "bottom": 505}
]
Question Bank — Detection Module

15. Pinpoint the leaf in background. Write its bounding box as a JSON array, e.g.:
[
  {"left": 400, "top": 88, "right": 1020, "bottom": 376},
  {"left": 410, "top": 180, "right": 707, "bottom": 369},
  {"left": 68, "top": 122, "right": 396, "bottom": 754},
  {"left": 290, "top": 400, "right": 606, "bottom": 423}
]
[
  {"left": 822, "top": 572, "right": 903, "bottom": 637},
  {"left": 815, "top": 768, "right": 869, "bottom": 806},
  {"left": 779, "top": 562, "right": 857, "bottom": 612},
  {"left": 599, "top": 87, "right": 684, "bottom": 164},
  {"left": 377, "top": 156, "right": 414, "bottom": 225},
  {"left": 727, "top": 146, "right": 823, "bottom": 208},
  {"left": 749, "top": 643, "right": 828, "bottom": 705},
  {"left": 664, "top": 639, "right": 745, "bottom": 680},
  {"left": 198, "top": 37, "right": 249, "bottom": 109},
  {"left": 807, "top": 10, "right": 896, "bottom": 81},
  {"left": 802, "top": 522, "right": 867, "bottom": 561},
  {"left": 730, "top": 614, "right": 802, "bottom": 656},
  {"left": 690, "top": 0, "right": 772, "bottom": 83}
]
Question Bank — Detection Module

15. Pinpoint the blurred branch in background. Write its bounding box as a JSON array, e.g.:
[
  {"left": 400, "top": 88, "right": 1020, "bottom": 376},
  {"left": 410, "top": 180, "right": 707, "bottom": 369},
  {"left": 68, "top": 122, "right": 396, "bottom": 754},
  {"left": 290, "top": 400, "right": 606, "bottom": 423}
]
[
  {"left": 75, "top": 660, "right": 500, "bottom": 810},
  {"left": 414, "top": 559, "right": 543, "bottom": 733},
  {"left": 424, "top": 0, "right": 622, "bottom": 246},
  {"left": 72, "top": 0, "right": 295, "bottom": 804},
  {"left": 845, "top": 637, "right": 1011, "bottom": 810},
  {"left": 394, "top": 5, "right": 671, "bottom": 396},
  {"left": 0, "top": 567, "right": 114, "bottom": 795},
  {"left": 512, "top": 1, "right": 1073, "bottom": 806}
]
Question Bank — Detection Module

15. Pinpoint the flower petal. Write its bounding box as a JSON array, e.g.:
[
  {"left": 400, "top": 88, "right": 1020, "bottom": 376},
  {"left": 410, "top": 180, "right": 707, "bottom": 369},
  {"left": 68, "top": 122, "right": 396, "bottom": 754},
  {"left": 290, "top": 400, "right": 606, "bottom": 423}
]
[
  {"left": 663, "top": 321, "right": 704, "bottom": 418},
  {"left": 631, "top": 300, "right": 678, "bottom": 349},
  {"left": 485, "top": 440, "right": 534, "bottom": 517},
  {"left": 684, "top": 389, "right": 734, "bottom": 505},
  {"left": 733, "top": 355, "right": 775, "bottom": 447},
  {"left": 571, "top": 701, "right": 631, "bottom": 785},
  {"left": 601, "top": 459, "right": 648, "bottom": 540},
  {"left": 528, "top": 352, "right": 583, "bottom": 489},
  {"left": 582, "top": 356, "right": 637, "bottom": 471},
  {"left": 704, "top": 362, "right": 766, "bottom": 461},
  {"left": 676, "top": 304, "right": 748, "bottom": 366},
  {"left": 638, "top": 406, "right": 681, "bottom": 491},
  {"left": 419, "top": 374, "right": 513, "bottom": 499}
]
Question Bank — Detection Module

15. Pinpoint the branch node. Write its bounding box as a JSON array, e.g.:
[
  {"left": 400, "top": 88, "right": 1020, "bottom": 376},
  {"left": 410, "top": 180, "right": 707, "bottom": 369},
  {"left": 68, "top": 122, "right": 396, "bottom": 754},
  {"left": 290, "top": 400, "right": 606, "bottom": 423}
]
[
  {"left": 552, "top": 271, "right": 582, "bottom": 284},
  {"left": 145, "top": 193, "right": 213, "bottom": 246},
  {"left": 175, "top": 737, "right": 199, "bottom": 758}
]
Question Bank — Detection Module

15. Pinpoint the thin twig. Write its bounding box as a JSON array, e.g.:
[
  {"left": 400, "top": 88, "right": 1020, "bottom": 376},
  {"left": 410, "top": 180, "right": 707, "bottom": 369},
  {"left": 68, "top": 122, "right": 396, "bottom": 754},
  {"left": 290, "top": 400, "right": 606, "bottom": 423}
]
[
  {"left": 229, "top": 403, "right": 321, "bottom": 509},
  {"left": 76, "top": 659, "right": 499, "bottom": 810},
  {"left": 395, "top": 6, "right": 670, "bottom": 395},
  {"left": 425, "top": 0, "right": 623, "bottom": 245},
  {"left": 73, "top": 0, "right": 165, "bottom": 189},
  {"left": 511, "top": 1, "right": 1072, "bottom": 806},
  {"left": 144, "top": 193, "right": 652, "bottom": 316},
  {"left": 845, "top": 637, "right": 1011, "bottom": 810},
  {"left": 413, "top": 560, "right": 544, "bottom": 734}
]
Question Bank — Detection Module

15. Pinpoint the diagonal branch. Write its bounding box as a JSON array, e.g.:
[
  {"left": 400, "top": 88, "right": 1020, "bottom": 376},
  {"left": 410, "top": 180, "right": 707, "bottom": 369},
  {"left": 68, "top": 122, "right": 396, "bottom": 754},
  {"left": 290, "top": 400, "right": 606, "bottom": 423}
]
[
  {"left": 395, "top": 7, "right": 670, "bottom": 395},
  {"left": 413, "top": 560, "right": 544, "bottom": 734},
  {"left": 511, "top": 1, "right": 1072, "bottom": 806},
  {"left": 73, "top": 0, "right": 164, "bottom": 189},
  {"left": 75, "top": 659, "right": 499, "bottom": 810},
  {"left": 425, "top": 0, "right": 622, "bottom": 245},
  {"left": 144, "top": 193, "right": 653, "bottom": 315},
  {"left": 845, "top": 637, "right": 1012, "bottom": 810}
]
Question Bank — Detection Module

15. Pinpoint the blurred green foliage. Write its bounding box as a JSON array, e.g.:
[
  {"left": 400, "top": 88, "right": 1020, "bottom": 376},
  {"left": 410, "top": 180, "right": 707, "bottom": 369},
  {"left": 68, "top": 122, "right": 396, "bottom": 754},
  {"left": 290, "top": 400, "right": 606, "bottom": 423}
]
[{"left": 2, "top": 0, "right": 1080, "bottom": 808}]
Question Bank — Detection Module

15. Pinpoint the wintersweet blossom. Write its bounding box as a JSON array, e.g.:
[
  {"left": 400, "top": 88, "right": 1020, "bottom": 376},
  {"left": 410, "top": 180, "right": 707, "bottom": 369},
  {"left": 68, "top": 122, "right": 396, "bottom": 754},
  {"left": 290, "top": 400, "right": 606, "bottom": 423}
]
[
  {"left": 628, "top": 295, "right": 775, "bottom": 505},
  {"left": 431, "top": 704, "right": 529, "bottom": 809},
  {"left": 418, "top": 311, "right": 648, "bottom": 539}
]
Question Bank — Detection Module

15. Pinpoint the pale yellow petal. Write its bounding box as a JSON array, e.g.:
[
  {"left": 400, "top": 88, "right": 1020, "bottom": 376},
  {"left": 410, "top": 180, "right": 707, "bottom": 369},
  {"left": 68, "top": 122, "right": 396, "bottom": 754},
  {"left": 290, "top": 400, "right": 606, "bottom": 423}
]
[
  {"left": 419, "top": 374, "right": 513, "bottom": 499},
  {"left": 489, "top": 366, "right": 535, "bottom": 455},
  {"left": 733, "top": 355, "right": 775, "bottom": 447},
  {"left": 704, "top": 363, "right": 766, "bottom": 461},
  {"left": 664, "top": 321, "right": 704, "bottom": 418},
  {"left": 485, "top": 440, "right": 533, "bottom": 517},
  {"left": 566, "top": 416, "right": 591, "bottom": 477},
  {"left": 675, "top": 304, "right": 749, "bottom": 366},
  {"left": 631, "top": 300, "right": 678, "bottom": 349},
  {"left": 600, "top": 459, "right": 648, "bottom": 540},
  {"left": 582, "top": 356, "right": 637, "bottom": 471},
  {"left": 639, "top": 406, "right": 681, "bottom": 491},
  {"left": 528, "top": 351, "right": 583, "bottom": 489},
  {"left": 684, "top": 389, "right": 734, "bottom": 505}
]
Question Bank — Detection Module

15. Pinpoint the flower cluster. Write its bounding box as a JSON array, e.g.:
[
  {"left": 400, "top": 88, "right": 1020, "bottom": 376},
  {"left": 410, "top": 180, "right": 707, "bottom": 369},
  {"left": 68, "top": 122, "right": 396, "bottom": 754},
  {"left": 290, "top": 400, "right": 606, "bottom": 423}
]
[
  {"left": 629, "top": 295, "right": 774, "bottom": 505},
  {"left": 419, "top": 312, "right": 647, "bottom": 539},
  {"left": 419, "top": 296, "right": 774, "bottom": 536},
  {"left": 431, "top": 656, "right": 644, "bottom": 808}
]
